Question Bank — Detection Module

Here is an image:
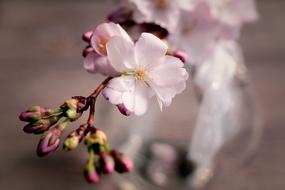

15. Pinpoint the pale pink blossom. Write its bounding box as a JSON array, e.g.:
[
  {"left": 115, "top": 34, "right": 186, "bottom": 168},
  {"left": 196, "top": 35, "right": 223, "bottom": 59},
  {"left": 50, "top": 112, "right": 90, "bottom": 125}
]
[
  {"left": 102, "top": 33, "right": 188, "bottom": 116},
  {"left": 206, "top": 0, "right": 258, "bottom": 26},
  {"left": 169, "top": 3, "right": 222, "bottom": 64},
  {"left": 129, "top": 0, "right": 195, "bottom": 33},
  {"left": 90, "top": 22, "right": 133, "bottom": 56},
  {"left": 83, "top": 22, "right": 132, "bottom": 76}
]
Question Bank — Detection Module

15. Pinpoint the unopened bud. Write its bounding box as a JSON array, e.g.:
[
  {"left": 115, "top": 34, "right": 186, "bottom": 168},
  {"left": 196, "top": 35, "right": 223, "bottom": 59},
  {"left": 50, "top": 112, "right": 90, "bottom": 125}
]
[
  {"left": 19, "top": 106, "right": 53, "bottom": 122},
  {"left": 63, "top": 135, "right": 80, "bottom": 151},
  {"left": 84, "top": 152, "right": 100, "bottom": 184},
  {"left": 65, "top": 109, "right": 80, "bottom": 121},
  {"left": 37, "top": 128, "right": 62, "bottom": 157},
  {"left": 84, "top": 165, "right": 100, "bottom": 184},
  {"left": 82, "top": 46, "right": 94, "bottom": 57},
  {"left": 65, "top": 99, "right": 78, "bottom": 110},
  {"left": 85, "top": 129, "right": 107, "bottom": 146},
  {"left": 173, "top": 51, "right": 188, "bottom": 64},
  {"left": 82, "top": 31, "right": 93, "bottom": 43},
  {"left": 23, "top": 116, "right": 59, "bottom": 134},
  {"left": 117, "top": 104, "right": 132, "bottom": 116},
  {"left": 99, "top": 152, "right": 115, "bottom": 174},
  {"left": 63, "top": 124, "right": 87, "bottom": 151},
  {"left": 111, "top": 150, "right": 133, "bottom": 173}
]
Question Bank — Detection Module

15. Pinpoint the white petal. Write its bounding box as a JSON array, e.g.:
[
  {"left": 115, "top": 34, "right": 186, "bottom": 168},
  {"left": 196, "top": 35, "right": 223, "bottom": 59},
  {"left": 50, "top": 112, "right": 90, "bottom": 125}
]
[
  {"left": 135, "top": 33, "right": 168, "bottom": 67},
  {"left": 148, "top": 81, "right": 176, "bottom": 110},
  {"left": 106, "top": 75, "right": 135, "bottom": 92},
  {"left": 146, "top": 55, "right": 188, "bottom": 110},
  {"left": 102, "top": 76, "right": 136, "bottom": 105},
  {"left": 102, "top": 87, "right": 123, "bottom": 105},
  {"left": 106, "top": 36, "right": 137, "bottom": 72},
  {"left": 83, "top": 52, "right": 119, "bottom": 76},
  {"left": 122, "top": 81, "right": 151, "bottom": 116},
  {"left": 149, "top": 56, "right": 188, "bottom": 87},
  {"left": 83, "top": 52, "right": 100, "bottom": 73}
]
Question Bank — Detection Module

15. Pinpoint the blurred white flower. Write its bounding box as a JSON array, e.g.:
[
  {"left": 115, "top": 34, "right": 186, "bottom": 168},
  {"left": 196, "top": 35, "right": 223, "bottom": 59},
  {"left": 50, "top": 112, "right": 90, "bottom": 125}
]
[
  {"left": 206, "top": 0, "right": 259, "bottom": 26},
  {"left": 169, "top": 2, "right": 222, "bottom": 64},
  {"left": 129, "top": 0, "right": 195, "bottom": 33},
  {"left": 102, "top": 33, "right": 188, "bottom": 116}
]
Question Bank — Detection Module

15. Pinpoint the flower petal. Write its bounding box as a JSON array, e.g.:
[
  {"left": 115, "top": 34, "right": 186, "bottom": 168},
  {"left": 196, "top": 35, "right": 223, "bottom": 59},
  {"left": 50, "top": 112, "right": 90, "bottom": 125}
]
[
  {"left": 149, "top": 56, "right": 188, "bottom": 87},
  {"left": 146, "top": 55, "right": 188, "bottom": 110},
  {"left": 122, "top": 81, "right": 151, "bottom": 116},
  {"left": 106, "top": 76, "right": 135, "bottom": 92},
  {"left": 102, "top": 87, "right": 123, "bottom": 105},
  {"left": 83, "top": 52, "right": 119, "bottom": 76},
  {"left": 106, "top": 36, "right": 137, "bottom": 72},
  {"left": 135, "top": 33, "right": 168, "bottom": 67},
  {"left": 102, "top": 76, "right": 136, "bottom": 106}
]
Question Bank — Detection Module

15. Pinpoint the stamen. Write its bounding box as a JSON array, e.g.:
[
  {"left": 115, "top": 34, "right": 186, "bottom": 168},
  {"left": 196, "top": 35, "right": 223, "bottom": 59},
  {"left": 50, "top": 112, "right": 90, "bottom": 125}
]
[
  {"left": 135, "top": 69, "right": 148, "bottom": 80},
  {"left": 98, "top": 35, "right": 110, "bottom": 55}
]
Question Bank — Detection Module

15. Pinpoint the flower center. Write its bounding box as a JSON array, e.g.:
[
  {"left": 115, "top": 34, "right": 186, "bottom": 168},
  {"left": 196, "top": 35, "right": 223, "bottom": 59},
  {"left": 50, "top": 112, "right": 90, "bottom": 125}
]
[
  {"left": 135, "top": 69, "right": 148, "bottom": 80},
  {"left": 97, "top": 35, "right": 110, "bottom": 55}
]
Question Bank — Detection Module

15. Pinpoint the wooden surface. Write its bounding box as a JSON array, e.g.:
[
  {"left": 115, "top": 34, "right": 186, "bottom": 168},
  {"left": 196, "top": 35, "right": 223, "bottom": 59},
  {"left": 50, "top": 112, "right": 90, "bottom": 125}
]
[{"left": 0, "top": 0, "right": 284, "bottom": 189}]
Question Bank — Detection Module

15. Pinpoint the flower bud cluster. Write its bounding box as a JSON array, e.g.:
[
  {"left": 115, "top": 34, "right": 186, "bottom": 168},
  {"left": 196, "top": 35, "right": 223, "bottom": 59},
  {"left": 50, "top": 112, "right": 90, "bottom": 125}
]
[
  {"left": 83, "top": 129, "right": 133, "bottom": 183},
  {"left": 19, "top": 96, "right": 89, "bottom": 157}
]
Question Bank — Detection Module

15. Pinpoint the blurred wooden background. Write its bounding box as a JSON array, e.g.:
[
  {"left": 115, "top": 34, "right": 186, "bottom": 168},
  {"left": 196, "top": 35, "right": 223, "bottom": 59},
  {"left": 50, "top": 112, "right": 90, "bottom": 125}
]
[{"left": 0, "top": 0, "right": 284, "bottom": 189}]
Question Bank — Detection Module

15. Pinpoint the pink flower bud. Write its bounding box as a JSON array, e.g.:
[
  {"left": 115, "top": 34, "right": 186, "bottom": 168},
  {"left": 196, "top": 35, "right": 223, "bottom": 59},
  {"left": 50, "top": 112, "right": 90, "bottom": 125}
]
[
  {"left": 19, "top": 106, "right": 52, "bottom": 122},
  {"left": 37, "top": 128, "right": 62, "bottom": 157},
  {"left": 82, "top": 31, "right": 93, "bottom": 43},
  {"left": 173, "top": 50, "right": 188, "bottom": 64},
  {"left": 19, "top": 111, "right": 41, "bottom": 122},
  {"left": 99, "top": 152, "right": 115, "bottom": 174},
  {"left": 82, "top": 46, "right": 94, "bottom": 58},
  {"left": 111, "top": 150, "right": 133, "bottom": 173},
  {"left": 116, "top": 104, "right": 132, "bottom": 116},
  {"left": 23, "top": 116, "right": 59, "bottom": 134},
  {"left": 84, "top": 164, "right": 100, "bottom": 183}
]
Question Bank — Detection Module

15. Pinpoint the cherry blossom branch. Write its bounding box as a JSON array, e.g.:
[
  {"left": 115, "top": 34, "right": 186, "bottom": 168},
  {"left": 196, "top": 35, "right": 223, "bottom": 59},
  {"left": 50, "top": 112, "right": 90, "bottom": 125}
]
[{"left": 87, "top": 77, "right": 112, "bottom": 126}]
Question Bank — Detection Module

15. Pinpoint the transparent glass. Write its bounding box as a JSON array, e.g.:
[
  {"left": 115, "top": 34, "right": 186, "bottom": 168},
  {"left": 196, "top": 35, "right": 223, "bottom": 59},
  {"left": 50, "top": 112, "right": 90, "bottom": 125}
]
[{"left": 97, "top": 56, "right": 262, "bottom": 190}]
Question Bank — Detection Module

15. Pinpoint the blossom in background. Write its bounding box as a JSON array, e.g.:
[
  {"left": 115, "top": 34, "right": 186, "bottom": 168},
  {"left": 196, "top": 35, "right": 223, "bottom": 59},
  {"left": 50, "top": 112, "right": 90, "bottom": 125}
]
[
  {"left": 206, "top": 0, "right": 258, "bottom": 26},
  {"left": 169, "top": 2, "right": 223, "bottom": 64},
  {"left": 101, "top": 33, "right": 188, "bottom": 116},
  {"left": 129, "top": 0, "right": 195, "bottom": 33}
]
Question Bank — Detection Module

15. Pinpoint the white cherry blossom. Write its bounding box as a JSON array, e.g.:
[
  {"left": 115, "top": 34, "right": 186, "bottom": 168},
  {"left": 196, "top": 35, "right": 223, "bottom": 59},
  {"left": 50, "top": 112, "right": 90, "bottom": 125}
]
[
  {"left": 206, "top": 0, "right": 258, "bottom": 26},
  {"left": 102, "top": 33, "right": 188, "bottom": 116},
  {"left": 169, "top": 2, "right": 222, "bottom": 64},
  {"left": 129, "top": 0, "right": 195, "bottom": 33}
]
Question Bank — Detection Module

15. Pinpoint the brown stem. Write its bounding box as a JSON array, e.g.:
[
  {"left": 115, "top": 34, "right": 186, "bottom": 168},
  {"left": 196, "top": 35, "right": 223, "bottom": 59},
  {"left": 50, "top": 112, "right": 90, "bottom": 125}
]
[
  {"left": 86, "top": 77, "right": 113, "bottom": 126},
  {"left": 88, "top": 77, "right": 112, "bottom": 98},
  {"left": 87, "top": 97, "right": 95, "bottom": 126}
]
